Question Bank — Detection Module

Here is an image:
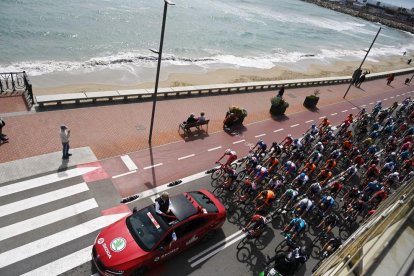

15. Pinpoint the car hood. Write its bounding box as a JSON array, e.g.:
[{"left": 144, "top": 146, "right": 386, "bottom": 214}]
[{"left": 95, "top": 217, "right": 148, "bottom": 268}]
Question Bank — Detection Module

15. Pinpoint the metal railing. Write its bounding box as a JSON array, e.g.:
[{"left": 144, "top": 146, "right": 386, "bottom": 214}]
[
  {"left": 313, "top": 178, "right": 414, "bottom": 276},
  {"left": 0, "top": 71, "right": 34, "bottom": 106}
]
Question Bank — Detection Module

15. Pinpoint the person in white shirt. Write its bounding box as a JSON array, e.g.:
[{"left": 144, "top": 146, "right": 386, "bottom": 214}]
[{"left": 60, "top": 125, "right": 71, "bottom": 159}]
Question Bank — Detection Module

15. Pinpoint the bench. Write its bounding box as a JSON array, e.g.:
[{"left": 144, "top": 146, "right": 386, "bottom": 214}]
[{"left": 178, "top": 119, "right": 210, "bottom": 136}]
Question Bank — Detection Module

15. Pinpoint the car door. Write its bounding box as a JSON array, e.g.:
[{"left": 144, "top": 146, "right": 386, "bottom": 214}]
[
  {"left": 150, "top": 229, "right": 181, "bottom": 265},
  {"left": 174, "top": 216, "right": 209, "bottom": 249}
]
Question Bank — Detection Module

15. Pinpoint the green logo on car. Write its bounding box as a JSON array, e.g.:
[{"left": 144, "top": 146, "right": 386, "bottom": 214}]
[{"left": 110, "top": 237, "right": 126, "bottom": 252}]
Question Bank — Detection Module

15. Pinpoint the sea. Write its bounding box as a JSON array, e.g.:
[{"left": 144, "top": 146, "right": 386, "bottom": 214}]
[{"left": 1, "top": 0, "right": 413, "bottom": 87}]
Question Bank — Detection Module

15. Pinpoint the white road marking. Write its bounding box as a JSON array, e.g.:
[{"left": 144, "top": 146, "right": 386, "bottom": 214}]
[
  {"left": 402, "top": 93, "right": 406, "bottom": 95},
  {"left": 361, "top": 105, "right": 366, "bottom": 107},
  {"left": 0, "top": 183, "right": 89, "bottom": 218},
  {"left": 390, "top": 96, "right": 394, "bottom": 99},
  {"left": 21, "top": 245, "right": 93, "bottom": 276},
  {"left": 290, "top": 124, "right": 299, "bottom": 128},
  {"left": 396, "top": 94, "right": 400, "bottom": 97},
  {"left": 178, "top": 154, "right": 195, "bottom": 161},
  {"left": 0, "top": 213, "right": 128, "bottom": 269},
  {"left": 233, "top": 139, "right": 245, "bottom": 144},
  {"left": 208, "top": 146, "right": 222, "bottom": 152},
  {"left": 341, "top": 110, "right": 348, "bottom": 113},
  {"left": 319, "top": 116, "right": 325, "bottom": 119},
  {"left": 369, "top": 102, "right": 374, "bottom": 105},
  {"left": 120, "top": 155, "right": 138, "bottom": 171},
  {"left": 352, "top": 107, "right": 357, "bottom": 110},
  {"left": 254, "top": 133, "right": 266, "bottom": 138},
  {"left": 273, "top": 128, "right": 284, "bottom": 133},
  {"left": 0, "top": 199, "right": 98, "bottom": 242},
  {"left": 305, "top": 120, "right": 314, "bottom": 123},
  {"left": 188, "top": 230, "right": 243, "bottom": 263},
  {"left": 0, "top": 167, "right": 98, "bottom": 197},
  {"left": 383, "top": 98, "right": 388, "bottom": 101},
  {"left": 331, "top": 113, "right": 338, "bottom": 116},
  {"left": 143, "top": 163, "right": 163, "bottom": 170},
  {"left": 112, "top": 170, "right": 137, "bottom": 179},
  {"left": 190, "top": 233, "right": 247, "bottom": 267}
]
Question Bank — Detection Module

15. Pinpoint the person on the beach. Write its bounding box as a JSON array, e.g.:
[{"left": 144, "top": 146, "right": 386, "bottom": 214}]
[
  {"left": 351, "top": 68, "right": 362, "bottom": 86},
  {"left": 386, "top": 73, "right": 395, "bottom": 85},
  {"left": 356, "top": 70, "right": 370, "bottom": 88},
  {"left": 60, "top": 125, "right": 71, "bottom": 159}
]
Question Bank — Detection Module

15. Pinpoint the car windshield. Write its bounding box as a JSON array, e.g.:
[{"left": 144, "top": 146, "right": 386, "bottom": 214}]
[
  {"left": 126, "top": 206, "right": 169, "bottom": 251},
  {"left": 188, "top": 191, "right": 218, "bottom": 213}
]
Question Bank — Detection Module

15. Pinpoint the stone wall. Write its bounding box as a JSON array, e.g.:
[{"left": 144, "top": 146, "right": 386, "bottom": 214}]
[{"left": 302, "top": 0, "right": 414, "bottom": 34}]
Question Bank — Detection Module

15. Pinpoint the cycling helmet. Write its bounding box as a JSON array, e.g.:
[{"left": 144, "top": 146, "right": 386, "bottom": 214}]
[
  {"left": 339, "top": 177, "right": 345, "bottom": 181},
  {"left": 312, "top": 123, "right": 316, "bottom": 127},
  {"left": 288, "top": 134, "right": 292, "bottom": 138},
  {"left": 300, "top": 173, "right": 306, "bottom": 179},
  {"left": 317, "top": 142, "right": 322, "bottom": 145},
  {"left": 225, "top": 149, "right": 231, "bottom": 154},
  {"left": 300, "top": 246, "right": 309, "bottom": 256},
  {"left": 326, "top": 196, "right": 333, "bottom": 201},
  {"left": 391, "top": 152, "right": 396, "bottom": 156},
  {"left": 256, "top": 165, "right": 262, "bottom": 170},
  {"left": 362, "top": 107, "right": 366, "bottom": 111},
  {"left": 286, "top": 161, "right": 292, "bottom": 166},
  {"left": 294, "top": 138, "right": 299, "bottom": 142}
]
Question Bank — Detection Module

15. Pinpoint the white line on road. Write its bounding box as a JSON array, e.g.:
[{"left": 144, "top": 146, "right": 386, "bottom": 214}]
[
  {"left": 305, "top": 120, "right": 314, "bottom": 123},
  {"left": 341, "top": 110, "right": 348, "bottom": 113},
  {"left": 208, "top": 146, "right": 222, "bottom": 152},
  {"left": 143, "top": 163, "right": 163, "bottom": 170},
  {"left": 188, "top": 230, "right": 243, "bottom": 263},
  {"left": 233, "top": 139, "right": 245, "bottom": 144},
  {"left": 112, "top": 170, "right": 137, "bottom": 179},
  {"left": 120, "top": 155, "right": 138, "bottom": 171},
  {"left": 390, "top": 96, "right": 394, "bottom": 99},
  {"left": 0, "top": 213, "right": 128, "bottom": 269},
  {"left": 383, "top": 98, "right": 388, "bottom": 101},
  {"left": 0, "top": 183, "right": 89, "bottom": 218},
  {"left": 351, "top": 107, "right": 357, "bottom": 110},
  {"left": 0, "top": 167, "right": 98, "bottom": 197},
  {"left": 273, "top": 128, "right": 284, "bottom": 133},
  {"left": 190, "top": 233, "right": 247, "bottom": 267},
  {"left": 369, "top": 102, "right": 374, "bottom": 105},
  {"left": 0, "top": 199, "right": 98, "bottom": 242},
  {"left": 331, "top": 113, "right": 338, "bottom": 116},
  {"left": 290, "top": 124, "right": 299, "bottom": 128},
  {"left": 402, "top": 93, "right": 406, "bottom": 95},
  {"left": 361, "top": 105, "right": 366, "bottom": 107},
  {"left": 254, "top": 133, "right": 266, "bottom": 138},
  {"left": 396, "top": 94, "right": 400, "bottom": 97},
  {"left": 319, "top": 116, "right": 325, "bottom": 119},
  {"left": 178, "top": 154, "right": 195, "bottom": 160},
  {"left": 21, "top": 246, "right": 93, "bottom": 276}
]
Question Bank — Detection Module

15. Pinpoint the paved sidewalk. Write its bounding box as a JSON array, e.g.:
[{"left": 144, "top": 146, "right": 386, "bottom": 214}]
[{"left": 0, "top": 73, "right": 412, "bottom": 179}]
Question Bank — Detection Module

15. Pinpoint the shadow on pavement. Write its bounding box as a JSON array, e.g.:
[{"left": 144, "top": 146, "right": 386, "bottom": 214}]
[
  {"left": 224, "top": 125, "right": 247, "bottom": 136},
  {"left": 271, "top": 114, "right": 289, "bottom": 122},
  {"left": 180, "top": 130, "right": 210, "bottom": 142},
  {"left": 304, "top": 106, "right": 320, "bottom": 113}
]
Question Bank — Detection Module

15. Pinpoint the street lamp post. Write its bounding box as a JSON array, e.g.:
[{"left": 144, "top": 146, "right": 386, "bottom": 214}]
[
  {"left": 148, "top": 0, "right": 175, "bottom": 144},
  {"left": 343, "top": 27, "right": 381, "bottom": 99}
]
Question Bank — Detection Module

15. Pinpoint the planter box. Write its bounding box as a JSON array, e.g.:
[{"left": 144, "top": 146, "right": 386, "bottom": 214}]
[
  {"left": 270, "top": 104, "right": 287, "bottom": 116},
  {"left": 303, "top": 96, "right": 319, "bottom": 108}
]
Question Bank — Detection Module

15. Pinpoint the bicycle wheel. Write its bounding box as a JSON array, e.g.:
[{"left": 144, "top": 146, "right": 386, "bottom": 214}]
[
  {"left": 231, "top": 162, "right": 238, "bottom": 170},
  {"left": 237, "top": 170, "right": 247, "bottom": 181},
  {"left": 211, "top": 168, "right": 223, "bottom": 180}
]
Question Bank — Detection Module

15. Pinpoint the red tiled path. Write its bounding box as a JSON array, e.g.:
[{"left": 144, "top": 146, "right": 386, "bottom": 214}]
[{"left": 0, "top": 74, "right": 413, "bottom": 164}]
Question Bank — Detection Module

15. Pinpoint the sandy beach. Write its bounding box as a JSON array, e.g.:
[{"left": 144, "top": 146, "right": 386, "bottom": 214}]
[{"left": 32, "top": 54, "right": 413, "bottom": 96}]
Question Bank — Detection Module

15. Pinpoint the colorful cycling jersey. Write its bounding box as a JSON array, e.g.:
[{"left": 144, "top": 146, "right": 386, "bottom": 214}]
[
  {"left": 256, "top": 167, "right": 269, "bottom": 178},
  {"left": 387, "top": 172, "right": 399, "bottom": 182},
  {"left": 370, "top": 131, "right": 379, "bottom": 139},
  {"left": 298, "top": 198, "right": 313, "bottom": 211},
  {"left": 345, "top": 166, "right": 357, "bottom": 176},
  {"left": 401, "top": 142, "right": 412, "bottom": 151},
  {"left": 329, "top": 181, "right": 343, "bottom": 191},
  {"left": 295, "top": 174, "right": 309, "bottom": 184},
  {"left": 383, "top": 162, "right": 395, "bottom": 172},
  {"left": 372, "top": 122, "right": 380, "bottom": 131},
  {"left": 304, "top": 162, "right": 317, "bottom": 173},
  {"left": 284, "top": 162, "right": 297, "bottom": 173},
  {"left": 285, "top": 189, "right": 299, "bottom": 199},
  {"left": 292, "top": 140, "right": 303, "bottom": 149},
  {"left": 368, "top": 145, "right": 378, "bottom": 154},
  {"left": 400, "top": 150, "right": 410, "bottom": 160},
  {"left": 309, "top": 182, "right": 322, "bottom": 193},
  {"left": 367, "top": 181, "right": 382, "bottom": 192},
  {"left": 325, "top": 214, "right": 339, "bottom": 226},
  {"left": 263, "top": 190, "right": 276, "bottom": 203},
  {"left": 290, "top": 218, "right": 306, "bottom": 231},
  {"left": 363, "top": 137, "right": 373, "bottom": 145},
  {"left": 256, "top": 140, "right": 267, "bottom": 151},
  {"left": 321, "top": 196, "right": 335, "bottom": 207},
  {"left": 268, "top": 178, "right": 283, "bottom": 189},
  {"left": 371, "top": 190, "right": 388, "bottom": 201}
]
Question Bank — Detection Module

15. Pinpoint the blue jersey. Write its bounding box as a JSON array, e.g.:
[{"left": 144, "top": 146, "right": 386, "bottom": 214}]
[
  {"left": 291, "top": 218, "right": 306, "bottom": 230},
  {"left": 321, "top": 196, "right": 335, "bottom": 207}
]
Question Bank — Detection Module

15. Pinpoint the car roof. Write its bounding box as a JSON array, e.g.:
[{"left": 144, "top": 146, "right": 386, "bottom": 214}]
[{"left": 170, "top": 194, "right": 198, "bottom": 222}]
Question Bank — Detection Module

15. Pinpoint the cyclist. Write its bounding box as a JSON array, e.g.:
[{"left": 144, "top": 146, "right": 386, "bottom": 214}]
[
  {"left": 316, "top": 169, "right": 333, "bottom": 187},
  {"left": 324, "top": 158, "right": 337, "bottom": 171},
  {"left": 318, "top": 116, "right": 330, "bottom": 130},
  {"left": 319, "top": 195, "right": 335, "bottom": 213},
  {"left": 301, "top": 161, "right": 317, "bottom": 176},
  {"left": 400, "top": 141, "right": 412, "bottom": 152},
  {"left": 372, "top": 101, "right": 382, "bottom": 117},
  {"left": 345, "top": 199, "right": 369, "bottom": 221},
  {"left": 354, "top": 154, "right": 365, "bottom": 167},
  {"left": 341, "top": 186, "right": 361, "bottom": 205},
  {"left": 309, "top": 150, "right": 323, "bottom": 164},
  {"left": 267, "top": 175, "right": 285, "bottom": 193},
  {"left": 306, "top": 182, "right": 322, "bottom": 199},
  {"left": 280, "top": 134, "right": 294, "bottom": 150},
  {"left": 325, "top": 178, "right": 344, "bottom": 198},
  {"left": 314, "top": 141, "right": 324, "bottom": 153},
  {"left": 356, "top": 107, "right": 367, "bottom": 119},
  {"left": 363, "top": 180, "right": 382, "bottom": 199},
  {"left": 282, "top": 217, "right": 307, "bottom": 240},
  {"left": 265, "top": 245, "right": 309, "bottom": 276},
  {"left": 380, "top": 161, "right": 395, "bottom": 175},
  {"left": 342, "top": 164, "right": 358, "bottom": 182},
  {"left": 291, "top": 138, "right": 303, "bottom": 150},
  {"left": 308, "top": 123, "right": 319, "bottom": 136},
  {"left": 365, "top": 164, "right": 380, "bottom": 180},
  {"left": 279, "top": 188, "right": 299, "bottom": 210},
  {"left": 242, "top": 214, "right": 267, "bottom": 237},
  {"left": 318, "top": 237, "right": 342, "bottom": 257},
  {"left": 329, "top": 148, "right": 342, "bottom": 160},
  {"left": 282, "top": 160, "right": 297, "bottom": 176},
  {"left": 317, "top": 213, "right": 340, "bottom": 235},
  {"left": 293, "top": 197, "right": 314, "bottom": 218},
  {"left": 292, "top": 172, "right": 309, "bottom": 191},
  {"left": 263, "top": 153, "right": 279, "bottom": 173},
  {"left": 235, "top": 177, "right": 259, "bottom": 203},
  {"left": 369, "top": 188, "right": 389, "bottom": 207},
  {"left": 254, "top": 189, "right": 276, "bottom": 213},
  {"left": 253, "top": 139, "right": 267, "bottom": 156},
  {"left": 223, "top": 167, "right": 238, "bottom": 189},
  {"left": 216, "top": 149, "right": 237, "bottom": 168}
]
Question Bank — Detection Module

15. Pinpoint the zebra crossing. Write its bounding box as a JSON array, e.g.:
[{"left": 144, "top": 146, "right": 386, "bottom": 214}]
[{"left": 0, "top": 167, "right": 129, "bottom": 275}]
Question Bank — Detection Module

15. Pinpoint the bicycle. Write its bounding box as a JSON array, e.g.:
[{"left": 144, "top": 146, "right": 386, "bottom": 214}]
[{"left": 211, "top": 161, "right": 237, "bottom": 181}]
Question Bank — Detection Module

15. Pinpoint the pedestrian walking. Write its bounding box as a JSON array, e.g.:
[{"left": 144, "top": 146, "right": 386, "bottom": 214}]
[
  {"left": 351, "top": 68, "right": 362, "bottom": 86},
  {"left": 356, "top": 70, "right": 370, "bottom": 88},
  {"left": 386, "top": 73, "right": 395, "bottom": 86},
  {"left": 408, "top": 59, "right": 412, "bottom": 65},
  {"left": 60, "top": 125, "right": 71, "bottom": 159},
  {"left": 0, "top": 117, "right": 8, "bottom": 143}
]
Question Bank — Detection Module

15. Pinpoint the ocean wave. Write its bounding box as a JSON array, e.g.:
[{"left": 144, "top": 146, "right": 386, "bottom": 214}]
[{"left": 1, "top": 45, "right": 411, "bottom": 76}]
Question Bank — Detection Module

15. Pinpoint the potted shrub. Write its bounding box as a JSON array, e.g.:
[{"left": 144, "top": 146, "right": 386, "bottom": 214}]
[
  {"left": 303, "top": 89, "right": 320, "bottom": 108},
  {"left": 224, "top": 106, "right": 248, "bottom": 127},
  {"left": 270, "top": 95, "right": 289, "bottom": 116}
]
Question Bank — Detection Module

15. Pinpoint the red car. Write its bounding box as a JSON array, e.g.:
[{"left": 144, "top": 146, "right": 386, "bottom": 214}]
[{"left": 92, "top": 189, "right": 226, "bottom": 275}]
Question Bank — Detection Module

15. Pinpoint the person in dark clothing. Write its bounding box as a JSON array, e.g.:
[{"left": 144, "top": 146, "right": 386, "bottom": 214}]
[
  {"left": 351, "top": 68, "right": 362, "bottom": 86},
  {"left": 356, "top": 70, "right": 370, "bottom": 88},
  {"left": 0, "top": 117, "right": 8, "bottom": 143},
  {"left": 155, "top": 192, "right": 175, "bottom": 219},
  {"left": 408, "top": 59, "right": 412, "bottom": 65},
  {"left": 386, "top": 73, "right": 395, "bottom": 85},
  {"left": 185, "top": 113, "right": 197, "bottom": 124},
  {"left": 278, "top": 86, "right": 285, "bottom": 97}
]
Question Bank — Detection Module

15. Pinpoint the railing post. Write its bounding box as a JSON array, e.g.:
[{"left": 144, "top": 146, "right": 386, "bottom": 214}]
[
  {"left": 10, "top": 73, "right": 16, "bottom": 92},
  {"left": 23, "top": 71, "right": 34, "bottom": 104}
]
